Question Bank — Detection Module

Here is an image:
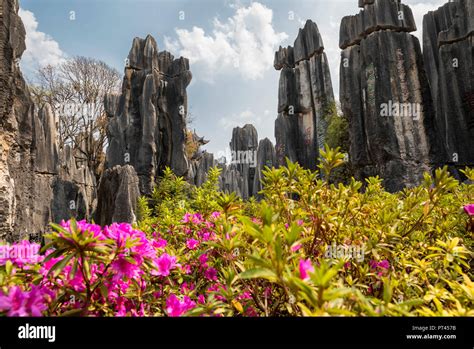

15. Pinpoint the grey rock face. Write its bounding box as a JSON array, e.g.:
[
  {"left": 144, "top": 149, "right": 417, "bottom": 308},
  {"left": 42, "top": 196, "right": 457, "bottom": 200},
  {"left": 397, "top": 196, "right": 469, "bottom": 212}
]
[
  {"left": 190, "top": 152, "right": 215, "bottom": 187},
  {"left": 95, "top": 165, "right": 140, "bottom": 226},
  {"left": 222, "top": 124, "right": 258, "bottom": 199},
  {"left": 423, "top": 0, "right": 474, "bottom": 168},
  {"left": 0, "top": 0, "right": 96, "bottom": 240},
  {"left": 52, "top": 145, "right": 97, "bottom": 224},
  {"left": 105, "top": 35, "right": 191, "bottom": 196},
  {"left": 219, "top": 164, "right": 243, "bottom": 198},
  {"left": 340, "top": 0, "right": 416, "bottom": 49},
  {"left": 274, "top": 20, "right": 334, "bottom": 171},
  {"left": 340, "top": 0, "right": 445, "bottom": 192},
  {"left": 253, "top": 138, "right": 276, "bottom": 198}
]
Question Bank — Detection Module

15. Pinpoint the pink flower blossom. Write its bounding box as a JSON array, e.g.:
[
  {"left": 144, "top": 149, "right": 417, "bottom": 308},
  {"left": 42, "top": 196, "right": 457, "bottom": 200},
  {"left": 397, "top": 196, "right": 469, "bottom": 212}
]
[
  {"left": 181, "top": 264, "right": 192, "bottom": 274},
  {"left": 210, "top": 211, "right": 221, "bottom": 220},
  {"left": 291, "top": 244, "right": 302, "bottom": 252},
  {"left": 0, "top": 286, "right": 48, "bottom": 317},
  {"left": 245, "top": 306, "right": 258, "bottom": 317},
  {"left": 166, "top": 294, "right": 196, "bottom": 317},
  {"left": 204, "top": 267, "right": 218, "bottom": 281},
  {"left": 464, "top": 204, "right": 474, "bottom": 216},
  {"left": 197, "top": 294, "right": 206, "bottom": 304},
  {"left": 192, "top": 213, "right": 203, "bottom": 224},
  {"left": 0, "top": 240, "right": 42, "bottom": 267},
  {"left": 182, "top": 213, "right": 193, "bottom": 223},
  {"left": 111, "top": 254, "right": 143, "bottom": 280},
  {"left": 186, "top": 239, "right": 199, "bottom": 250},
  {"left": 299, "top": 259, "right": 314, "bottom": 280},
  {"left": 153, "top": 253, "right": 177, "bottom": 277},
  {"left": 153, "top": 238, "right": 167, "bottom": 249},
  {"left": 198, "top": 253, "right": 208, "bottom": 266},
  {"left": 378, "top": 260, "right": 390, "bottom": 270},
  {"left": 238, "top": 292, "right": 252, "bottom": 300}
]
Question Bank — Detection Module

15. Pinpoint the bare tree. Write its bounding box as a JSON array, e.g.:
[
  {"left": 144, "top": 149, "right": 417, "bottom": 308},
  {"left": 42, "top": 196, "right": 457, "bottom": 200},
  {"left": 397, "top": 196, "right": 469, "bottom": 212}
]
[{"left": 30, "top": 57, "right": 121, "bottom": 178}]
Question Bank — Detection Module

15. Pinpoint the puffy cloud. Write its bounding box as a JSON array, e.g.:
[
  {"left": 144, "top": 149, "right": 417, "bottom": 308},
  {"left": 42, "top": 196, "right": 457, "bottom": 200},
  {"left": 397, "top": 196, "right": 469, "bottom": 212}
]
[
  {"left": 165, "top": 2, "right": 288, "bottom": 82},
  {"left": 219, "top": 110, "right": 262, "bottom": 130},
  {"left": 19, "top": 8, "right": 66, "bottom": 75}
]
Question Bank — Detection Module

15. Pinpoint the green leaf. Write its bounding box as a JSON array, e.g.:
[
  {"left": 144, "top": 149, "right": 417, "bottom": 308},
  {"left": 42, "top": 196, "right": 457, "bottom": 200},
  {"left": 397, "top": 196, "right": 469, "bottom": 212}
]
[
  {"left": 47, "top": 253, "right": 75, "bottom": 277},
  {"left": 5, "top": 260, "right": 13, "bottom": 275},
  {"left": 60, "top": 308, "right": 84, "bottom": 317},
  {"left": 239, "top": 268, "right": 277, "bottom": 282}
]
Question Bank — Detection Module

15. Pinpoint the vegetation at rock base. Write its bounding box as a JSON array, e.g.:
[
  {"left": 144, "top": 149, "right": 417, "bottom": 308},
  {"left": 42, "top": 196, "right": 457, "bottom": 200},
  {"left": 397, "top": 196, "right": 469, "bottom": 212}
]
[{"left": 0, "top": 147, "right": 473, "bottom": 317}]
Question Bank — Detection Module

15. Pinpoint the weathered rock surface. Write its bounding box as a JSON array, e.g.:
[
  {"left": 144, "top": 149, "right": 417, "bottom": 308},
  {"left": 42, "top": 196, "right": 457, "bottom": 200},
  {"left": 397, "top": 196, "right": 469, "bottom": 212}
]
[
  {"left": 0, "top": 0, "right": 96, "bottom": 241},
  {"left": 340, "top": 0, "right": 445, "bottom": 192},
  {"left": 105, "top": 35, "right": 191, "bottom": 196},
  {"left": 220, "top": 124, "right": 258, "bottom": 199},
  {"left": 52, "top": 145, "right": 97, "bottom": 224},
  {"left": 253, "top": 138, "right": 276, "bottom": 198},
  {"left": 340, "top": 0, "right": 416, "bottom": 49},
  {"left": 219, "top": 164, "right": 243, "bottom": 198},
  {"left": 423, "top": 0, "right": 474, "bottom": 168},
  {"left": 274, "top": 20, "right": 334, "bottom": 170},
  {"left": 190, "top": 151, "right": 215, "bottom": 187},
  {"left": 95, "top": 165, "right": 140, "bottom": 226}
]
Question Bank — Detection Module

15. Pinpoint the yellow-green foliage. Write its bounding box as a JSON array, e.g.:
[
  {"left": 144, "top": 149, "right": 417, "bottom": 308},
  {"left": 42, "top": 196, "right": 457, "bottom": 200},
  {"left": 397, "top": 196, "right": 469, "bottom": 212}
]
[{"left": 134, "top": 147, "right": 473, "bottom": 316}]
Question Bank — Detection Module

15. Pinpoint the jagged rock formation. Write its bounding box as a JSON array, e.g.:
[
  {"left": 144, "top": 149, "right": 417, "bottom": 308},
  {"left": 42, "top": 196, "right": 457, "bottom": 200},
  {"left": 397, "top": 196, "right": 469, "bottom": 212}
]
[
  {"left": 104, "top": 35, "right": 191, "bottom": 196},
  {"left": 219, "top": 165, "right": 243, "bottom": 197},
  {"left": 187, "top": 130, "right": 215, "bottom": 186},
  {"left": 0, "top": 0, "right": 96, "bottom": 241},
  {"left": 339, "top": 0, "right": 445, "bottom": 192},
  {"left": 52, "top": 145, "right": 97, "bottom": 224},
  {"left": 219, "top": 124, "right": 258, "bottom": 199},
  {"left": 190, "top": 151, "right": 215, "bottom": 187},
  {"left": 95, "top": 165, "right": 140, "bottom": 226},
  {"left": 253, "top": 138, "right": 276, "bottom": 198},
  {"left": 423, "top": 0, "right": 474, "bottom": 168},
  {"left": 274, "top": 20, "right": 334, "bottom": 170}
]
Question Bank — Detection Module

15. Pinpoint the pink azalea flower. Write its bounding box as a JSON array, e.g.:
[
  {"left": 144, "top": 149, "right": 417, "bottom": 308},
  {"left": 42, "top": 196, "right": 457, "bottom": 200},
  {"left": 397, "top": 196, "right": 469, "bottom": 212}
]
[
  {"left": 192, "top": 213, "right": 203, "bottom": 224},
  {"left": 210, "top": 211, "right": 221, "bottom": 220},
  {"left": 238, "top": 292, "right": 252, "bottom": 300},
  {"left": 182, "top": 213, "right": 193, "bottom": 223},
  {"left": 198, "top": 253, "right": 208, "bottom": 266},
  {"left": 166, "top": 294, "right": 196, "bottom": 317},
  {"left": 291, "top": 244, "right": 302, "bottom": 252},
  {"left": 245, "top": 306, "right": 258, "bottom": 317},
  {"left": 153, "top": 253, "right": 177, "bottom": 277},
  {"left": 464, "top": 204, "right": 474, "bottom": 216},
  {"left": 153, "top": 238, "right": 167, "bottom": 249},
  {"left": 204, "top": 267, "right": 218, "bottom": 281},
  {"left": 111, "top": 254, "right": 143, "bottom": 281},
  {"left": 369, "top": 260, "right": 378, "bottom": 269},
  {"left": 378, "top": 260, "right": 390, "bottom": 270},
  {"left": 297, "top": 220, "right": 304, "bottom": 226},
  {"left": 180, "top": 282, "right": 195, "bottom": 293},
  {"left": 197, "top": 294, "right": 206, "bottom": 304},
  {"left": 0, "top": 286, "right": 47, "bottom": 317},
  {"left": 0, "top": 241, "right": 42, "bottom": 267},
  {"left": 181, "top": 264, "right": 192, "bottom": 274},
  {"left": 186, "top": 238, "right": 199, "bottom": 250},
  {"left": 299, "top": 259, "right": 314, "bottom": 280}
]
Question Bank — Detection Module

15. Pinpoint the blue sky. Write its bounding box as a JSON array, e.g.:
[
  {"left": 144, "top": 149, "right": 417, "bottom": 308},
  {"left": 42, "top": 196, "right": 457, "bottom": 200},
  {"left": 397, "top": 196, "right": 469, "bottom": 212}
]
[{"left": 19, "top": 0, "right": 446, "bottom": 156}]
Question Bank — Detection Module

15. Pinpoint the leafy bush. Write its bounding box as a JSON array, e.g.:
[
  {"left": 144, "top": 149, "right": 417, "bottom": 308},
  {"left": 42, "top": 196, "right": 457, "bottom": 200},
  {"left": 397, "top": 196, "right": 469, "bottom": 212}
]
[{"left": 0, "top": 148, "right": 472, "bottom": 316}]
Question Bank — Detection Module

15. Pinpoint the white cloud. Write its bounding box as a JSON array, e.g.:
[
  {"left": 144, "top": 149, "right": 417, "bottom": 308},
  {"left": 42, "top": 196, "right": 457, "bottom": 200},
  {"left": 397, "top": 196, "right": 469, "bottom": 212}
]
[
  {"left": 19, "top": 8, "right": 66, "bottom": 74},
  {"left": 165, "top": 2, "right": 288, "bottom": 82},
  {"left": 219, "top": 110, "right": 262, "bottom": 130}
]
